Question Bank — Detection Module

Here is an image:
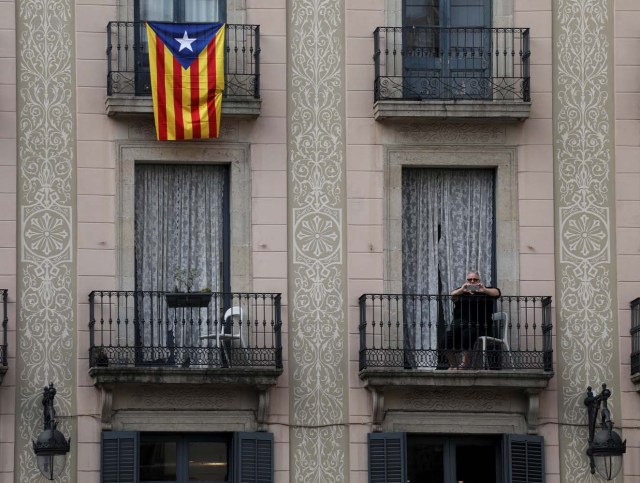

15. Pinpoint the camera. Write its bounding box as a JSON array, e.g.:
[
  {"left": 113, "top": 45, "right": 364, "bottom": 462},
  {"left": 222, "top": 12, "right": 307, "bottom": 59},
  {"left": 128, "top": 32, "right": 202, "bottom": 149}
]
[{"left": 466, "top": 284, "right": 479, "bottom": 292}]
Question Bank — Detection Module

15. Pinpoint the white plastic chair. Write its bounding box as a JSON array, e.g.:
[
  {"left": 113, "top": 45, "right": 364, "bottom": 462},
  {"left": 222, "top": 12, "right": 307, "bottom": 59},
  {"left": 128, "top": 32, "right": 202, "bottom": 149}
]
[
  {"left": 475, "top": 312, "right": 514, "bottom": 369},
  {"left": 218, "top": 306, "right": 247, "bottom": 348}
]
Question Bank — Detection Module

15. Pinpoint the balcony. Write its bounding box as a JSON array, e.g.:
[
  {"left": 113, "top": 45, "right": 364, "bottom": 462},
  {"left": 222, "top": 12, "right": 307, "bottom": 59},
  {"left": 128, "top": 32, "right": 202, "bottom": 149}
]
[
  {"left": 631, "top": 298, "right": 640, "bottom": 389},
  {"left": 106, "top": 22, "right": 261, "bottom": 117},
  {"left": 373, "top": 27, "right": 531, "bottom": 121},
  {"left": 0, "top": 290, "right": 6, "bottom": 384},
  {"left": 359, "top": 293, "right": 552, "bottom": 431},
  {"left": 88, "top": 290, "right": 282, "bottom": 388}
]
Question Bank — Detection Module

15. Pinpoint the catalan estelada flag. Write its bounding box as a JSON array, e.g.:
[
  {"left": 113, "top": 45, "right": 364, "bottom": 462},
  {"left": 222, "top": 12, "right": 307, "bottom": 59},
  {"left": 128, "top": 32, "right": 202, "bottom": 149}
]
[{"left": 146, "top": 22, "right": 225, "bottom": 140}]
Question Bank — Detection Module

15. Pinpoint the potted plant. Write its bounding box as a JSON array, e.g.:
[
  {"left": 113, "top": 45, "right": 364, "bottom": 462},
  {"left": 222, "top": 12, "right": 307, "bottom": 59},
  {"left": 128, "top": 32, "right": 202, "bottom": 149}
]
[
  {"left": 164, "top": 267, "right": 213, "bottom": 308},
  {"left": 94, "top": 348, "right": 109, "bottom": 367}
]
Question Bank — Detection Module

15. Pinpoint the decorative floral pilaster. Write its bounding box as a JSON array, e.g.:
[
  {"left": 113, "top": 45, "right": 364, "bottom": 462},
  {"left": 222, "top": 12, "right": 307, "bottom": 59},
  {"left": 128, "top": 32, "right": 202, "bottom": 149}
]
[
  {"left": 16, "top": 1, "right": 76, "bottom": 481},
  {"left": 553, "top": 1, "right": 619, "bottom": 481},
  {"left": 288, "top": 0, "right": 349, "bottom": 481}
]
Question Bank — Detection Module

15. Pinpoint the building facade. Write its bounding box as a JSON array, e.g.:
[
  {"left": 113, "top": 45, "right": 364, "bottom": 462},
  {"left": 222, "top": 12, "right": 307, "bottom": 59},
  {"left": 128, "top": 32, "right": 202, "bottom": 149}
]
[{"left": 0, "top": 0, "right": 639, "bottom": 482}]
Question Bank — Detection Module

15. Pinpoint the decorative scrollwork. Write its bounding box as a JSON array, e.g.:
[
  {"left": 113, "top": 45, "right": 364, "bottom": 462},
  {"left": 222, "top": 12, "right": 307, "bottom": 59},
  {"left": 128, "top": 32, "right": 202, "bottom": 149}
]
[
  {"left": 17, "top": 1, "right": 76, "bottom": 482},
  {"left": 555, "top": 1, "right": 616, "bottom": 481},
  {"left": 289, "top": 0, "right": 347, "bottom": 481}
]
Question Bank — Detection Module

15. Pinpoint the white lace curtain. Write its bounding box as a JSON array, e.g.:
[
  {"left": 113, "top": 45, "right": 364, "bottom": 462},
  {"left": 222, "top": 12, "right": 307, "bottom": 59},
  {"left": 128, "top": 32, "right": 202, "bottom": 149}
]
[
  {"left": 135, "top": 164, "right": 226, "bottom": 294},
  {"left": 402, "top": 168, "right": 495, "bottom": 353}
]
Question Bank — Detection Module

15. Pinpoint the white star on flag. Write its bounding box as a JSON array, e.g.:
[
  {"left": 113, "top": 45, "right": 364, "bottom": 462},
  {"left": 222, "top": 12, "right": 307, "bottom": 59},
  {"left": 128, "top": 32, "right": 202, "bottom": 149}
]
[{"left": 175, "top": 31, "right": 196, "bottom": 52}]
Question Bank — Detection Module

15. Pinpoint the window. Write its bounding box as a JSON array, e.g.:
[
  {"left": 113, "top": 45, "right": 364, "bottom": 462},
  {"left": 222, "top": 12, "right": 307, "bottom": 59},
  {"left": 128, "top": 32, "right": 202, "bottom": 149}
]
[
  {"left": 368, "top": 433, "right": 544, "bottom": 483},
  {"left": 102, "top": 431, "right": 273, "bottom": 483},
  {"left": 134, "top": 164, "right": 230, "bottom": 294},
  {"left": 139, "top": 434, "right": 230, "bottom": 482},
  {"left": 402, "top": 168, "right": 496, "bottom": 296},
  {"left": 136, "top": 0, "right": 226, "bottom": 22},
  {"left": 402, "top": 0, "right": 492, "bottom": 99}
]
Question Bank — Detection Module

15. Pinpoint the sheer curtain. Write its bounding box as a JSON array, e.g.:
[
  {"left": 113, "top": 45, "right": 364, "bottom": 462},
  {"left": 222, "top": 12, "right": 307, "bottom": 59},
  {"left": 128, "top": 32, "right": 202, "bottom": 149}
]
[
  {"left": 135, "top": 164, "right": 226, "bottom": 295},
  {"left": 402, "top": 168, "right": 495, "bottom": 357}
]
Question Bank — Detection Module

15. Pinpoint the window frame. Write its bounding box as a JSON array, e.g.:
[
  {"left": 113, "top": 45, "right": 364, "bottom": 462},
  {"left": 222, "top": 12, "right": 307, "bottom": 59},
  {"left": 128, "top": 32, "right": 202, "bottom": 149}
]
[
  {"left": 116, "top": 142, "right": 251, "bottom": 293},
  {"left": 384, "top": 145, "right": 519, "bottom": 296}
]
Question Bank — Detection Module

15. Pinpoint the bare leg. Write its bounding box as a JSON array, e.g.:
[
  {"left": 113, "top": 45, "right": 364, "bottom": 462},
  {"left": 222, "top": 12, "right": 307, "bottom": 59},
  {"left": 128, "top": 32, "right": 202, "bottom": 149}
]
[
  {"left": 444, "top": 350, "right": 458, "bottom": 370},
  {"left": 458, "top": 351, "right": 472, "bottom": 369}
]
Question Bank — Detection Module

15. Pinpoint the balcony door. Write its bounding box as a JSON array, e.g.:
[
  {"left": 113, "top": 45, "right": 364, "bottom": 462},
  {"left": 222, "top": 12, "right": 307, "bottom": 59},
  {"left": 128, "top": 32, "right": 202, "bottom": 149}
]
[
  {"left": 403, "top": 0, "right": 492, "bottom": 99},
  {"left": 135, "top": 0, "right": 227, "bottom": 95},
  {"left": 134, "top": 164, "right": 230, "bottom": 357},
  {"left": 402, "top": 168, "right": 495, "bottom": 363}
]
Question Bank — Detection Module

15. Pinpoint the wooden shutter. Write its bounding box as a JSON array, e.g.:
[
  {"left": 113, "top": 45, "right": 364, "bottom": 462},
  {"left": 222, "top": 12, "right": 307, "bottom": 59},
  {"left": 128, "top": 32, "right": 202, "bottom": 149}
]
[
  {"left": 233, "top": 432, "right": 274, "bottom": 483},
  {"left": 102, "top": 431, "right": 139, "bottom": 483},
  {"left": 368, "top": 432, "right": 407, "bottom": 483},
  {"left": 504, "top": 434, "right": 544, "bottom": 483}
]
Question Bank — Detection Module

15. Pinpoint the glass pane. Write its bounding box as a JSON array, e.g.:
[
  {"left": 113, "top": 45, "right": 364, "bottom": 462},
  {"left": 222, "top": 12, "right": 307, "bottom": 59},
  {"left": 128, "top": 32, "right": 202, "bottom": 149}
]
[
  {"left": 407, "top": 438, "right": 444, "bottom": 483},
  {"left": 139, "top": 0, "right": 174, "bottom": 21},
  {"left": 140, "top": 441, "right": 177, "bottom": 482},
  {"left": 184, "top": 0, "right": 225, "bottom": 22},
  {"left": 455, "top": 444, "right": 496, "bottom": 483},
  {"left": 188, "top": 441, "right": 229, "bottom": 482},
  {"left": 405, "top": 0, "right": 440, "bottom": 26}
]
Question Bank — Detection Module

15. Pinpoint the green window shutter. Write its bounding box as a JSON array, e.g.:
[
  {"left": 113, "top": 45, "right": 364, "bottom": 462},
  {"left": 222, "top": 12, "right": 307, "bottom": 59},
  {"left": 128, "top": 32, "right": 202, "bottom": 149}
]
[
  {"left": 368, "top": 432, "right": 406, "bottom": 483},
  {"left": 102, "top": 431, "right": 139, "bottom": 483},
  {"left": 233, "top": 432, "right": 274, "bottom": 483},
  {"left": 504, "top": 434, "right": 544, "bottom": 483}
]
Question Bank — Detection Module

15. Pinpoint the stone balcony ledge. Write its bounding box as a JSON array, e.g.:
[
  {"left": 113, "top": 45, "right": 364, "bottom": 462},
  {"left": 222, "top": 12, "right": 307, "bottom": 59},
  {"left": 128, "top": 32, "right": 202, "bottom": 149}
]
[
  {"left": 89, "top": 366, "right": 282, "bottom": 388},
  {"left": 361, "top": 368, "right": 553, "bottom": 434},
  {"left": 106, "top": 95, "right": 262, "bottom": 118},
  {"left": 374, "top": 99, "right": 531, "bottom": 122}
]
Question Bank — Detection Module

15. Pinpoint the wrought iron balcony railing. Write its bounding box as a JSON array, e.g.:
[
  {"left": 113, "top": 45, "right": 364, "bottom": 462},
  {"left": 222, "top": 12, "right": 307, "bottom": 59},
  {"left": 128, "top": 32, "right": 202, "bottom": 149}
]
[
  {"left": 374, "top": 26, "right": 530, "bottom": 102},
  {"left": 1, "top": 290, "right": 6, "bottom": 367},
  {"left": 359, "top": 294, "right": 552, "bottom": 371},
  {"left": 89, "top": 291, "right": 282, "bottom": 369},
  {"left": 107, "top": 22, "right": 260, "bottom": 98},
  {"left": 631, "top": 298, "right": 640, "bottom": 376}
]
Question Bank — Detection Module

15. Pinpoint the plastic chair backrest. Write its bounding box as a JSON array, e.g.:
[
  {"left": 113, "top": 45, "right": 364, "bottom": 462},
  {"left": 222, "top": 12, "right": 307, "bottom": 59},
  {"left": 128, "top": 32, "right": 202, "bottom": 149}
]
[{"left": 491, "top": 311, "right": 509, "bottom": 343}]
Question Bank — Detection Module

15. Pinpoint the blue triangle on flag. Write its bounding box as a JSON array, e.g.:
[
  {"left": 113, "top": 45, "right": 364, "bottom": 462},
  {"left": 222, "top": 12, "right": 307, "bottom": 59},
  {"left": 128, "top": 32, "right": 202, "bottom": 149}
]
[{"left": 147, "top": 22, "right": 224, "bottom": 70}]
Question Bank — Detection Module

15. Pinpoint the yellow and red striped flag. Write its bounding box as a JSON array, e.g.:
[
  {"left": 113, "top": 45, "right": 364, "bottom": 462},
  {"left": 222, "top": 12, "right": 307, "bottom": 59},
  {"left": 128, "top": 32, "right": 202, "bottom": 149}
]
[{"left": 146, "top": 22, "right": 225, "bottom": 140}]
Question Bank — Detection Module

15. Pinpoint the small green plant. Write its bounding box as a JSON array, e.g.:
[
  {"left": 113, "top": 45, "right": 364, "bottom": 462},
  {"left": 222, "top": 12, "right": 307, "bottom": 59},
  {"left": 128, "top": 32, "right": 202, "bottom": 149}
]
[
  {"left": 173, "top": 267, "right": 200, "bottom": 292},
  {"left": 200, "top": 286, "right": 212, "bottom": 293}
]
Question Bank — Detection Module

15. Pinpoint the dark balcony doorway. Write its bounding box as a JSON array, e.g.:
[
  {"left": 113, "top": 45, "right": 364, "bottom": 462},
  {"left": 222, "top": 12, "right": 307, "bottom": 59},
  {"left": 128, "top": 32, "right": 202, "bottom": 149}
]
[
  {"left": 402, "top": 0, "right": 492, "bottom": 99},
  {"left": 408, "top": 434, "right": 500, "bottom": 483}
]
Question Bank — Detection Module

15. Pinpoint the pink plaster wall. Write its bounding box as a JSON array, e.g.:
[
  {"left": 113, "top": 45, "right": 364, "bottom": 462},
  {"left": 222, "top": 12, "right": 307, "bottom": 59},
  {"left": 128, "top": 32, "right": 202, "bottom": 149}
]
[{"left": 0, "top": 0, "right": 16, "bottom": 481}]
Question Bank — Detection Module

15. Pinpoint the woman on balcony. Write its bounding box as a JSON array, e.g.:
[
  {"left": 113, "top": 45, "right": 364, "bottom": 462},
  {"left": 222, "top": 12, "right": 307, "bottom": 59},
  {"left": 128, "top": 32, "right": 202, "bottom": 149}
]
[{"left": 444, "top": 270, "right": 501, "bottom": 370}]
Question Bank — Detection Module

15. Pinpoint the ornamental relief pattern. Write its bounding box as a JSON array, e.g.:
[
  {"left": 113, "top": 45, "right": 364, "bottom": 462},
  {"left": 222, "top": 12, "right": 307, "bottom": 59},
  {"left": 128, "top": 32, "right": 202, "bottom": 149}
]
[
  {"left": 555, "top": 1, "right": 615, "bottom": 481},
  {"left": 394, "top": 122, "right": 506, "bottom": 145},
  {"left": 128, "top": 387, "right": 235, "bottom": 408},
  {"left": 289, "top": 0, "right": 347, "bottom": 482},
  {"left": 16, "top": 1, "right": 76, "bottom": 482},
  {"left": 396, "top": 388, "right": 509, "bottom": 412}
]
